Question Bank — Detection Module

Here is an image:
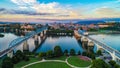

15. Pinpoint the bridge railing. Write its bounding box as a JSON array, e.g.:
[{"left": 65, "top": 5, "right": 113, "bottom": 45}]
[
  {"left": 87, "top": 36, "right": 120, "bottom": 58},
  {"left": 78, "top": 30, "right": 120, "bottom": 59},
  {"left": 0, "top": 26, "right": 48, "bottom": 57}
]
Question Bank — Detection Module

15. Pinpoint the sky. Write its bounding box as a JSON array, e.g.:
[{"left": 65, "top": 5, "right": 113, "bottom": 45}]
[{"left": 0, "top": 0, "right": 120, "bottom": 23}]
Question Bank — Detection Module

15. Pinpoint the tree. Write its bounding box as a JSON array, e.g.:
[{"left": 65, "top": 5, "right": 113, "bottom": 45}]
[
  {"left": 23, "top": 55, "right": 29, "bottom": 61},
  {"left": 46, "top": 50, "right": 53, "bottom": 58},
  {"left": 114, "top": 64, "right": 120, "bottom": 68},
  {"left": 87, "top": 53, "right": 95, "bottom": 60},
  {"left": 96, "top": 50, "right": 102, "bottom": 56},
  {"left": 2, "top": 57, "right": 14, "bottom": 68},
  {"left": 109, "top": 60, "right": 120, "bottom": 68},
  {"left": 77, "top": 51, "right": 81, "bottom": 55},
  {"left": 38, "top": 52, "right": 46, "bottom": 58},
  {"left": 54, "top": 46, "right": 63, "bottom": 57},
  {"left": 64, "top": 49, "right": 68, "bottom": 56},
  {"left": 12, "top": 56, "right": 18, "bottom": 64},
  {"left": 70, "top": 49, "right": 76, "bottom": 56},
  {"left": 109, "top": 60, "right": 116, "bottom": 67},
  {"left": 82, "top": 52, "right": 87, "bottom": 56},
  {"left": 91, "top": 59, "right": 110, "bottom": 68},
  {"left": 15, "top": 50, "right": 23, "bottom": 61}
]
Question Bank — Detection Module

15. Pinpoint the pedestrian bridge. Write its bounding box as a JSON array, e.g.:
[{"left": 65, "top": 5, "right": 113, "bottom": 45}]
[
  {"left": 78, "top": 30, "right": 120, "bottom": 63},
  {"left": 0, "top": 26, "right": 48, "bottom": 58}
]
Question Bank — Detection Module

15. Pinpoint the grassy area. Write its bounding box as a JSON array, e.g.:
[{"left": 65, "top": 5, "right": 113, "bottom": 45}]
[
  {"left": 67, "top": 56, "right": 91, "bottom": 67},
  {"left": 45, "top": 56, "right": 67, "bottom": 61},
  {"left": 26, "top": 62, "right": 71, "bottom": 68},
  {"left": 14, "top": 57, "right": 40, "bottom": 68}
]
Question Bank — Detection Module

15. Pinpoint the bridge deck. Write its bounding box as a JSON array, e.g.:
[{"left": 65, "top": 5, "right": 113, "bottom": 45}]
[
  {"left": 78, "top": 30, "right": 120, "bottom": 59},
  {"left": 0, "top": 26, "right": 47, "bottom": 57}
]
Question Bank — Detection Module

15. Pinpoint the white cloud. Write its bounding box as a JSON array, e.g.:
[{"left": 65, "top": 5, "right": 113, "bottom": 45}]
[
  {"left": 94, "top": 7, "right": 120, "bottom": 18},
  {"left": 10, "top": 0, "right": 76, "bottom": 17},
  {"left": 10, "top": 0, "right": 120, "bottom": 19},
  {"left": 11, "top": 0, "right": 36, "bottom": 5},
  {"left": 22, "top": 0, "right": 36, "bottom": 4}
]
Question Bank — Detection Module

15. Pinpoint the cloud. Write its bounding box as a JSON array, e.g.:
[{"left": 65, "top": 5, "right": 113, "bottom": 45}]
[
  {"left": 0, "top": 8, "right": 57, "bottom": 16},
  {"left": 10, "top": 0, "right": 75, "bottom": 17},
  {"left": 1, "top": 0, "right": 118, "bottom": 21},
  {"left": 94, "top": 7, "right": 120, "bottom": 18},
  {"left": 11, "top": 0, "right": 36, "bottom": 5}
]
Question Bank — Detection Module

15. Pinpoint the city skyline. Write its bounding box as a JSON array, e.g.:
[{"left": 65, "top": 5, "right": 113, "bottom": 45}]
[{"left": 0, "top": 0, "right": 120, "bottom": 22}]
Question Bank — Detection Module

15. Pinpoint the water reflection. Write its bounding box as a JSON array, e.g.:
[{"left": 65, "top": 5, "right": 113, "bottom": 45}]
[
  {"left": 36, "top": 36, "right": 84, "bottom": 53},
  {"left": 90, "top": 34, "right": 120, "bottom": 51},
  {"left": 0, "top": 33, "right": 19, "bottom": 51}
]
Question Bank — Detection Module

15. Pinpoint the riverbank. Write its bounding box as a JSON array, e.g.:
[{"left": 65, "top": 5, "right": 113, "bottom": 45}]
[{"left": 88, "top": 31, "right": 120, "bottom": 35}]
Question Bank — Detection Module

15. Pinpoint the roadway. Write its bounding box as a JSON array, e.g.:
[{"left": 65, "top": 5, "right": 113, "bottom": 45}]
[{"left": 0, "top": 26, "right": 47, "bottom": 57}]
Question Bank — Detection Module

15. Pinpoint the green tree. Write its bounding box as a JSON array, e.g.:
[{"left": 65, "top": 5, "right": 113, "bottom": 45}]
[
  {"left": 77, "top": 51, "right": 81, "bottom": 55},
  {"left": 87, "top": 53, "right": 95, "bottom": 60},
  {"left": 2, "top": 57, "right": 14, "bottom": 68},
  {"left": 38, "top": 52, "right": 46, "bottom": 58},
  {"left": 114, "top": 64, "right": 120, "bottom": 68},
  {"left": 70, "top": 49, "right": 76, "bottom": 56},
  {"left": 12, "top": 56, "right": 18, "bottom": 64},
  {"left": 64, "top": 49, "right": 68, "bottom": 56},
  {"left": 46, "top": 50, "right": 53, "bottom": 58},
  {"left": 23, "top": 55, "right": 30, "bottom": 61},
  {"left": 96, "top": 50, "right": 102, "bottom": 56},
  {"left": 109, "top": 60, "right": 116, "bottom": 67},
  {"left": 15, "top": 50, "right": 23, "bottom": 61},
  {"left": 91, "top": 59, "right": 110, "bottom": 68},
  {"left": 82, "top": 52, "right": 87, "bottom": 56},
  {"left": 54, "top": 46, "right": 63, "bottom": 57}
]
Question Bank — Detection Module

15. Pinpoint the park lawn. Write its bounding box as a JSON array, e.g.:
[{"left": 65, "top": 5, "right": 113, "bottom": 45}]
[
  {"left": 14, "top": 57, "right": 40, "bottom": 68},
  {"left": 26, "top": 62, "right": 71, "bottom": 68},
  {"left": 67, "top": 56, "right": 91, "bottom": 67},
  {"left": 46, "top": 56, "right": 67, "bottom": 61}
]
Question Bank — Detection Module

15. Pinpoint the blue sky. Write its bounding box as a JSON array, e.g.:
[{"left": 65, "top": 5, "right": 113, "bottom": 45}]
[
  {"left": 0, "top": 0, "right": 120, "bottom": 22},
  {"left": 36, "top": 0, "right": 114, "bottom": 4}
]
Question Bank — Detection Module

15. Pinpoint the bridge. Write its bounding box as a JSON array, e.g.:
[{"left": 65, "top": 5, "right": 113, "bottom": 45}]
[
  {"left": 0, "top": 26, "right": 48, "bottom": 58},
  {"left": 77, "top": 30, "right": 120, "bottom": 63}
]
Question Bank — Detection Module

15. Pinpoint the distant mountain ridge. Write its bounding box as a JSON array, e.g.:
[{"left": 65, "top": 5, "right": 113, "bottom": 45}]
[
  {"left": 76, "top": 18, "right": 120, "bottom": 24},
  {"left": 0, "top": 18, "right": 120, "bottom": 24}
]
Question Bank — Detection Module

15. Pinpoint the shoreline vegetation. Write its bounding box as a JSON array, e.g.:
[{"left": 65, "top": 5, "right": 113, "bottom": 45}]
[
  {"left": 88, "top": 31, "right": 120, "bottom": 35},
  {"left": 46, "top": 29, "right": 74, "bottom": 36}
]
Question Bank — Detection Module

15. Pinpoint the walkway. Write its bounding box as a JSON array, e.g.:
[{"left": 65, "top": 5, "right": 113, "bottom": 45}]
[
  {"left": 0, "top": 26, "right": 47, "bottom": 58},
  {"left": 78, "top": 30, "right": 120, "bottom": 60},
  {"left": 22, "top": 57, "right": 91, "bottom": 68}
]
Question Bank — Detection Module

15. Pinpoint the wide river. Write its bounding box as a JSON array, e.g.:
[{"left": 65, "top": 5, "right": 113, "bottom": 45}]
[
  {"left": 0, "top": 33, "right": 19, "bottom": 52},
  {"left": 36, "top": 36, "right": 84, "bottom": 53},
  {"left": 0, "top": 33, "right": 120, "bottom": 53},
  {"left": 89, "top": 34, "right": 120, "bottom": 51}
]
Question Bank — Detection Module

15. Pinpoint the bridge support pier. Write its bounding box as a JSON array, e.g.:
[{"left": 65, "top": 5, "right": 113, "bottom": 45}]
[
  {"left": 110, "top": 51, "right": 116, "bottom": 61},
  {"left": 7, "top": 50, "right": 14, "bottom": 58},
  {"left": 23, "top": 40, "right": 29, "bottom": 51},
  {"left": 81, "top": 37, "right": 88, "bottom": 50},
  {"left": 34, "top": 35, "right": 39, "bottom": 48},
  {"left": 116, "top": 58, "right": 120, "bottom": 64},
  {"left": 96, "top": 44, "right": 104, "bottom": 52},
  {"left": 88, "top": 41, "right": 94, "bottom": 52}
]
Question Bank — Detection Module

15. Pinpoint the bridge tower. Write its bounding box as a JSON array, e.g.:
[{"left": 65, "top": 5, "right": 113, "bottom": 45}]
[
  {"left": 43, "top": 30, "right": 47, "bottom": 35},
  {"left": 88, "top": 41, "right": 94, "bottom": 52},
  {"left": 7, "top": 50, "right": 14, "bottom": 58},
  {"left": 34, "top": 35, "right": 39, "bottom": 48},
  {"left": 23, "top": 40, "right": 29, "bottom": 51},
  {"left": 110, "top": 51, "right": 116, "bottom": 61},
  {"left": 81, "top": 37, "right": 88, "bottom": 49},
  {"left": 96, "top": 44, "right": 104, "bottom": 52}
]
